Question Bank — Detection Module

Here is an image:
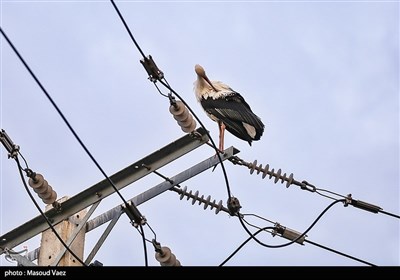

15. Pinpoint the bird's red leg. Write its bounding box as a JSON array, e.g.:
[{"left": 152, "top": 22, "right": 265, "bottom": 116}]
[{"left": 218, "top": 121, "right": 225, "bottom": 152}]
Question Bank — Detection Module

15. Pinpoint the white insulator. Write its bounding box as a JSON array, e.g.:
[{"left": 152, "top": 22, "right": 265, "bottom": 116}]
[
  {"left": 269, "top": 168, "right": 274, "bottom": 179},
  {"left": 38, "top": 185, "right": 53, "bottom": 200},
  {"left": 215, "top": 200, "right": 223, "bottom": 214},
  {"left": 275, "top": 169, "right": 281, "bottom": 183},
  {"left": 247, "top": 159, "right": 296, "bottom": 188},
  {"left": 262, "top": 164, "right": 269, "bottom": 179},
  {"left": 249, "top": 160, "right": 257, "bottom": 174},
  {"left": 28, "top": 174, "right": 46, "bottom": 191},
  {"left": 178, "top": 114, "right": 196, "bottom": 132},
  {"left": 256, "top": 164, "right": 262, "bottom": 175},
  {"left": 169, "top": 101, "right": 185, "bottom": 116},
  {"left": 204, "top": 195, "right": 211, "bottom": 210},
  {"left": 281, "top": 173, "right": 287, "bottom": 184},
  {"left": 286, "top": 173, "right": 294, "bottom": 188},
  {"left": 28, "top": 173, "right": 57, "bottom": 205},
  {"left": 187, "top": 190, "right": 192, "bottom": 201},
  {"left": 173, "top": 110, "right": 189, "bottom": 122},
  {"left": 179, "top": 186, "right": 187, "bottom": 200},
  {"left": 169, "top": 101, "right": 196, "bottom": 133},
  {"left": 155, "top": 246, "right": 181, "bottom": 266},
  {"left": 42, "top": 190, "right": 57, "bottom": 205},
  {"left": 192, "top": 190, "right": 199, "bottom": 205},
  {"left": 177, "top": 186, "right": 224, "bottom": 215},
  {"left": 198, "top": 195, "right": 204, "bottom": 205},
  {"left": 32, "top": 180, "right": 49, "bottom": 195}
]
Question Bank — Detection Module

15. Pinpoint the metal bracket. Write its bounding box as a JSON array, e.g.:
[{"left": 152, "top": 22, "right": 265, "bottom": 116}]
[{"left": 140, "top": 55, "right": 164, "bottom": 82}]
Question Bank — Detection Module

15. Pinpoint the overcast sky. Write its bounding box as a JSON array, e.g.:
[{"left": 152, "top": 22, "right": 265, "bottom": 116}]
[{"left": 1, "top": 0, "right": 399, "bottom": 266}]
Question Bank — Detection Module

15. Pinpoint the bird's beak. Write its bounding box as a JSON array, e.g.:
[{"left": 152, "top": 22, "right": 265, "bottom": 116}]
[{"left": 203, "top": 75, "right": 218, "bottom": 92}]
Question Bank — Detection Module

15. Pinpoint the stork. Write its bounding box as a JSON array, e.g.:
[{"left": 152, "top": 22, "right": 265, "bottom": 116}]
[{"left": 194, "top": 64, "right": 265, "bottom": 151}]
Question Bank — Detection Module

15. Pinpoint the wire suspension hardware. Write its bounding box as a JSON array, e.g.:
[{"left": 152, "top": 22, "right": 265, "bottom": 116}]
[
  {"left": 227, "top": 197, "right": 242, "bottom": 216},
  {"left": 229, "top": 156, "right": 400, "bottom": 218},
  {"left": 0, "top": 129, "right": 20, "bottom": 159},
  {"left": 172, "top": 186, "right": 227, "bottom": 215},
  {"left": 344, "top": 194, "right": 382, "bottom": 214},
  {"left": 169, "top": 97, "right": 197, "bottom": 133},
  {"left": 140, "top": 55, "right": 164, "bottom": 82},
  {"left": 152, "top": 239, "right": 181, "bottom": 266},
  {"left": 1, "top": 129, "right": 60, "bottom": 208},
  {"left": 273, "top": 223, "right": 306, "bottom": 245},
  {"left": 122, "top": 201, "right": 147, "bottom": 228}
]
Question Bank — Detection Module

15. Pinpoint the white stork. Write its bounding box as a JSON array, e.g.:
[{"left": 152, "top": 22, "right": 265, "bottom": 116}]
[{"left": 194, "top": 64, "right": 265, "bottom": 151}]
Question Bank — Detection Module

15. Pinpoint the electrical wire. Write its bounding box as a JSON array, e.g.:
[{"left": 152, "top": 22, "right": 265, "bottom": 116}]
[
  {"left": 108, "top": 0, "right": 233, "bottom": 199},
  {"left": 239, "top": 213, "right": 376, "bottom": 266},
  {"left": 0, "top": 27, "right": 129, "bottom": 207},
  {"left": 139, "top": 224, "right": 148, "bottom": 267},
  {"left": 303, "top": 239, "right": 376, "bottom": 266},
  {"left": 110, "top": 0, "right": 146, "bottom": 59},
  {"left": 227, "top": 154, "right": 400, "bottom": 219},
  {"left": 238, "top": 199, "right": 346, "bottom": 249},
  {"left": 378, "top": 209, "right": 400, "bottom": 219},
  {"left": 1, "top": 26, "right": 152, "bottom": 265},
  {"left": 222, "top": 199, "right": 375, "bottom": 266},
  {"left": 241, "top": 213, "right": 275, "bottom": 225},
  {"left": 241, "top": 217, "right": 274, "bottom": 234},
  {"left": 219, "top": 226, "right": 275, "bottom": 266},
  {"left": 164, "top": 172, "right": 377, "bottom": 266},
  {"left": 315, "top": 187, "right": 347, "bottom": 200},
  {"left": 17, "top": 151, "right": 30, "bottom": 171},
  {"left": 153, "top": 82, "right": 169, "bottom": 98},
  {"left": 220, "top": 222, "right": 376, "bottom": 266},
  {"left": 14, "top": 157, "right": 87, "bottom": 266}
]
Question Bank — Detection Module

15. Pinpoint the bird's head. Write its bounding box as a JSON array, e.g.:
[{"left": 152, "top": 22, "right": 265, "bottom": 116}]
[
  {"left": 195, "top": 64, "right": 206, "bottom": 77},
  {"left": 194, "top": 64, "right": 218, "bottom": 92}
]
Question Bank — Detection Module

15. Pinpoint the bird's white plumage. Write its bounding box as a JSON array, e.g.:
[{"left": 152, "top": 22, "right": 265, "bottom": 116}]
[
  {"left": 243, "top": 123, "right": 257, "bottom": 138},
  {"left": 193, "top": 79, "right": 233, "bottom": 103}
]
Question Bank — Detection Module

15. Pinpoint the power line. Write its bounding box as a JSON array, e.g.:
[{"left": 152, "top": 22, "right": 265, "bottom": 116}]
[
  {"left": 378, "top": 209, "right": 400, "bottom": 219},
  {"left": 237, "top": 199, "right": 345, "bottom": 249},
  {"left": 0, "top": 27, "right": 136, "bottom": 215},
  {"left": 220, "top": 226, "right": 276, "bottom": 266},
  {"left": 239, "top": 214, "right": 377, "bottom": 266},
  {"left": 139, "top": 225, "right": 148, "bottom": 267},
  {"left": 153, "top": 148, "right": 381, "bottom": 266},
  {"left": 303, "top": 239, "right": 376, "bottom": 266},
  {"left": 0, "top": 26, "right": 152, "bottom": 265},
  {"left": 227, "top": 155, "right": 400, "bottom": 220},
  {"left": 108, "top": 0, "right": 233, "bottom": 199},
  {"left": 110, "top": 0, "right": 146, "bottom": 59}
]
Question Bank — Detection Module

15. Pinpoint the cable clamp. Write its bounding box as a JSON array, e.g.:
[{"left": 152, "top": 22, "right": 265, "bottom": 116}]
[
  {"left": 344, "top": 194, "right": 382, "bottom": 213},
  {"left": 123, "top": 201, "right": 147, "bottom": 228},
  {"left": 300, "top": 180, "right": 316, "bottom": 193},
  {"left": 272, "top": 223, "right": 306, "bottom": 244},
  {"left": 140, "top": 55, "right": 164, "bottom": 82},
  {"left": 0, "top": 129, "right": 20, "bottom": 159},
  {"left": 272, "top": 223, "right": 284, "bottom": 237},
  {"left": 227, "top": 197, "right": 241, "bottom": 216},
  {"left": 168, "top": 93, "right": 177, "bottom": 108},
  {"left": 344, "top": 194, "right": 353, "bottom": 207},
  {"left": 152, "top": 239, "right": 162, "bottom": 253}
]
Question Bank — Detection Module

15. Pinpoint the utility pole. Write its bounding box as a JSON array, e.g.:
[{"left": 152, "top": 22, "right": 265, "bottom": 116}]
[{"left": 38, "top": 197, "right": 87, "bottom": 266}]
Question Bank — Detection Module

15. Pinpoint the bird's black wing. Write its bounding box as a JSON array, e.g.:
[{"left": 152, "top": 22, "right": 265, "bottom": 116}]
[{"left": 201, "top": 92, "right": 265, "bottom": 143}]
